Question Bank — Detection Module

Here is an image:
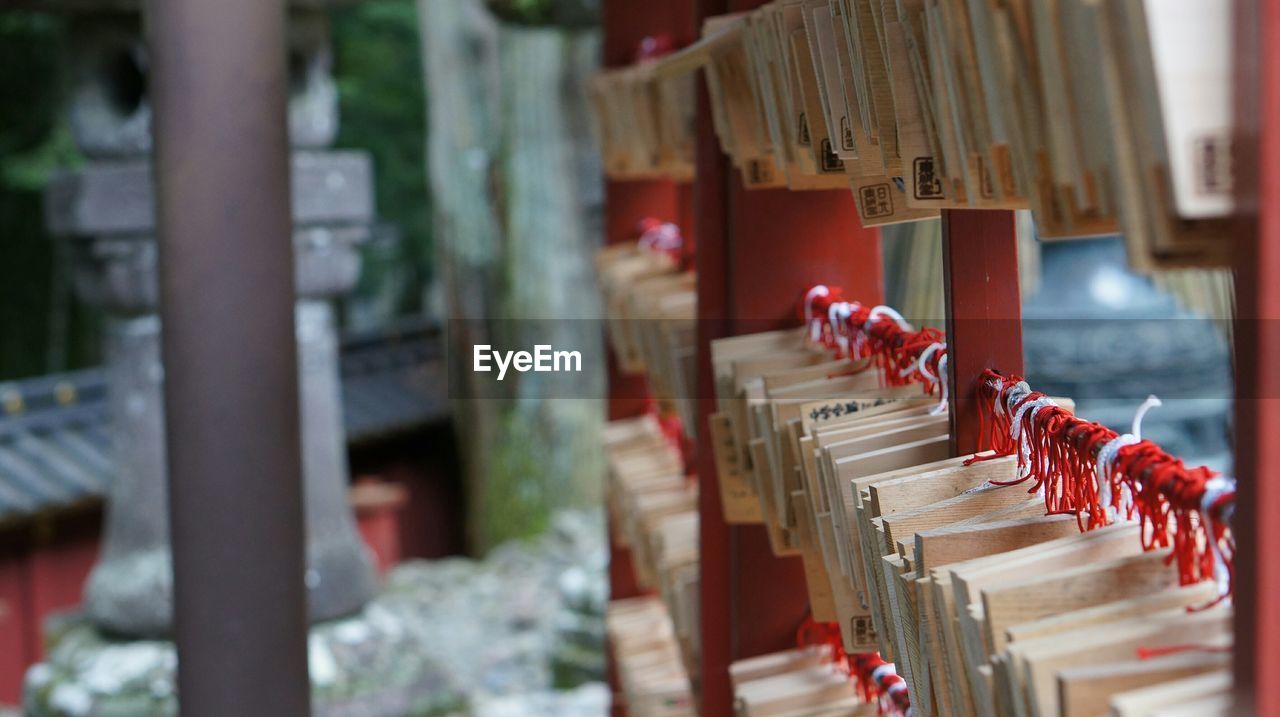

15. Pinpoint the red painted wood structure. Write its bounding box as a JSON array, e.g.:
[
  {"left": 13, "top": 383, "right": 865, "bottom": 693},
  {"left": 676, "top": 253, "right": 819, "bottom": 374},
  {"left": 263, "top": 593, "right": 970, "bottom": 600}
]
[
  {"left": 600, "top": 6, "right": 695, "bottom": 717},
  {"left": 1232, "top": 0, "right": 1278, "bottom": 714},
  {"left": 941, "top": 209, "right": 1023, "bottom": 456},
  {"left": 0, "top": 492, "right": 410, "bottom": 705},
  {"left": 601, "top": 1, "right": 1273, "bottom": 715}
]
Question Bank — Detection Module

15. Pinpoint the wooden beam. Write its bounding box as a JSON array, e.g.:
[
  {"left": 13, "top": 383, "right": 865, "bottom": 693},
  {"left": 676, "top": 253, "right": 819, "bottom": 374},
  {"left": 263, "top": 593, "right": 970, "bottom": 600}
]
[
  {"left": 1231, "top": 0, "right": 1280, "bottom": 713},
  {"left": 941, "top": 209, "right": 1023, "bottom": 456},
  {"left": 601, "top": 5, "right": 698, "bottom": 717},
  {"left": 651, "top": 14, "right": 746, "bottom": 79}
]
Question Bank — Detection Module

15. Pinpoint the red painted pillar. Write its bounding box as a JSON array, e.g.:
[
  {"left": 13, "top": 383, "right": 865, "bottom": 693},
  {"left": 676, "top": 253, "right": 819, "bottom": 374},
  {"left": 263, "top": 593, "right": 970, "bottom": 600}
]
[
  {"left": 601, "top": 5, "right": 697, "bottom": 717},
  {"left": 941, "top": 209, "right": 1023, "bottom": 455},
  {"left": 692, "top": 0, "right": 731, "bottom": 710},
  {"left": 0, "top": 541, "right": 35, "bottom": 706},
  {"left": 600, "top": 0, "right": 697, "bottom": 423},
  {"left": 696, "top": 5, "right": 884, "bottom": 710},
  {"left": 1232, "top": 0, "right": 1280, "bottom": 713},
  {"left": 351, "top": 481, "right": 408, "bottom": 574},
  {"left": 722, "top": 185, "right": 882, "bottom": 663},
  {"left": 26, "top": 513, "right": 101, "bottom": 660}
]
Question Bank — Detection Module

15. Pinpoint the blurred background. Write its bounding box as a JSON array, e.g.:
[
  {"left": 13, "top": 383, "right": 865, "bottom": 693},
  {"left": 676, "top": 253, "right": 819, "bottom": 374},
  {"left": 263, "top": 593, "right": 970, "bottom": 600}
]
[{"left": 0, "top": 1, "right": 1234, "bottom": 715}]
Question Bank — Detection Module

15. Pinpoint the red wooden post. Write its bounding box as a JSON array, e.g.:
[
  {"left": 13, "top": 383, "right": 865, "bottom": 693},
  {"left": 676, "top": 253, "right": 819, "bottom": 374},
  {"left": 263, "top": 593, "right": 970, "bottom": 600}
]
[
  {"left": 26, "top": 513, "right": 101, "bottom": 660},
  {"left": 601, "top": 4, "right": 697, "bottom": 717},
  {"left": 0, "top": 540, "right": 35, "bottom": 706},
  {"left": 697, "top": 182, "right": 882, "bottom": 711},
  {"left": 692, "top": 1, "right": 731, "bottom": 712},
  {"left": 1232, "top": 0, "right": 1280, "bottom": 713},
  {"left": 600, "top": 0, "right": 699, "bottom": 423},
  {"left": 690, "top": 5, "right": 882, "bottom": 713},
  {"left": 351, "top": 481, "right": 409, "bottom": 574},
  {"left": 723, "top": 185, "right": 882, "bottom": 656},
  {"left": 941, "top": 209, "right": 1024, "bottom": 455}
]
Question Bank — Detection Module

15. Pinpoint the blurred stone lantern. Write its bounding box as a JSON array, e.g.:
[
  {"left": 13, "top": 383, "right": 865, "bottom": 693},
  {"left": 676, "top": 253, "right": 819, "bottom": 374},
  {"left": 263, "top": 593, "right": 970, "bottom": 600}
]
[{"left": 25, "top": 6, "right": 456, "bottom": 715}]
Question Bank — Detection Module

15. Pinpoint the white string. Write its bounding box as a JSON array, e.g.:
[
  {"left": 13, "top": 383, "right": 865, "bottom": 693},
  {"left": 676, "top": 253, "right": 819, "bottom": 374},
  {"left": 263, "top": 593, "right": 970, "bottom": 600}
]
[
  {"left": 867, "top": 661, "right": 911, "bottom": 717},
  {"left": 1129, "top": 395, "right": 1162, "bottom": 440},
  {"left": 1200, "top": 474, "right": 1236, "bottom": 599},
  {"left": 828, "top": 301, "right": 855, "bottom": 356},
  {"left": 1002, "top": 381, "right": 1051, "bottom": 481},
  {"left": 930, "top": 353, "right": 949, "bottom": 416},
  {"left": 1096, "top": 395, "right": 1161, "bottom": 520},
  {"left": 988, "top": 375, "right": 1005, "bottom": 421},
  {"left": 805, "top": 285, "right": 830, "bottom": 343},
  {"left": 899, "top": 342, "right": 944, "bottom": 381},
  {"left": 864, "top": 305, "right": 914, "bottom": 333},
  {"left": 639, "top": 222, "right": 681, "bottom": 251}
]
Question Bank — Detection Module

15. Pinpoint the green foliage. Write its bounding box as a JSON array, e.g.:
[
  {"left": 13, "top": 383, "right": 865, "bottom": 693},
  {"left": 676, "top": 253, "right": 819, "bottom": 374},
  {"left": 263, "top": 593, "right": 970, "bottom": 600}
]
[
  {"left": 0, "top": 13, "right": 83, "bottom": 191},
  {"left": 0, "top": 13, "right": 72, "bottom": 173},
  {"left": 0, "top": 12, "right": 98, "bottom": 381},
  {"left": 486, "top": 0, "right": 600, "bottom": 27},
  {"left": 330, "top": 0, "right": 434, "bottom": 319},
  {"left": 481, "top": 407, "right": 555, "bottom": 549}
]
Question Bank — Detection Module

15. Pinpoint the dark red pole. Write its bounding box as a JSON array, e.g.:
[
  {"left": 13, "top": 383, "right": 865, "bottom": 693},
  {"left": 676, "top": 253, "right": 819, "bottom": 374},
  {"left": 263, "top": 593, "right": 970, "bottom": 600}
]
[
  {"left": 700, "top": 5, "right": 883, "bottom": 711},
  {"left": 1231, "top": 0, "right": 1280, "bottom": 712},
  {"left": 601, "top": 5, "right": 698, "bottom": 717},
  {"left": 941, "top": 209, "right": 1024, "bottom": 455},
  {"left": 692, "top": 0, "right": 731, "bottom": 712}
]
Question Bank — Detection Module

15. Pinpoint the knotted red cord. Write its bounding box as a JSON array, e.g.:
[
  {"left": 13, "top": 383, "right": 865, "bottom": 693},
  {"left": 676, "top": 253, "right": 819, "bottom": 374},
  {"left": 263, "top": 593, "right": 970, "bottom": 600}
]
[
  {"left": 795, "top": 615, "right": 847, "bottom": 668},
  {"left": 795, "top": 615, "right": 911, "bottom": 716},
  {"left": 799, "top": 285, "right": 947, "bottom": 397},
  {"left": 849, "top": 653, "right": 912, "bottom": 716},
  {"left": 642, "top": 397, "right": 687, "bottom": 469},
  {"left": 634, "top": 34, "right": 675, "bottom": 62},
  {"left": 971, "top": 369, "right": 1237, "bottom": 597}
]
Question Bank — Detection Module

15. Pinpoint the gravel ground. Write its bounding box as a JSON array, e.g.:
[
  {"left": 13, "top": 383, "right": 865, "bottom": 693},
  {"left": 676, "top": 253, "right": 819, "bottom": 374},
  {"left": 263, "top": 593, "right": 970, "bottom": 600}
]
[{"left": 21, "top": 509, "right": 609, "bottom": 717}]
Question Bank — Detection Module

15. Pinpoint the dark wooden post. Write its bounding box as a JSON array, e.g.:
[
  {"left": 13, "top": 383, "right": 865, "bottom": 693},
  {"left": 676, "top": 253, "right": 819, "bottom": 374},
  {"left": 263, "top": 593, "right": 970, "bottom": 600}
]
[{"left": 146, "top": 0, "right": 311, "bottom": 713}]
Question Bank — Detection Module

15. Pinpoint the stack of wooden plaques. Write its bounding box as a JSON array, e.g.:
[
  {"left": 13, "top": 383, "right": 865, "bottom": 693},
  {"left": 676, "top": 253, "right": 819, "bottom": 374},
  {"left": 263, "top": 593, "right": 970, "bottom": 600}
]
[
  {"left": 595, "top": 0, "right": 1233, "bottom": 267},
  {"left": 730, "top": 647, "right": 872, "bottom": 716},
  {"left": 589, "top": 61, "right": 696, "bottom": 181},
  {"left": 596, "top": 241, "right": 699, "bottom": 435},
  {"left": 708, "top": 325, "right": 952, "bottom": 644},
  {"left": 710, "top": 326, "right": 1233, "bottom": 716},
  {"left": 855, "top": 494, "right": 1232, "bottom": 717},
  {"left": 604, "top": 414, "right": 700, "bottom": 670},
  {"left": 607, "top": 596, "right": 697, "bottom": 717}
]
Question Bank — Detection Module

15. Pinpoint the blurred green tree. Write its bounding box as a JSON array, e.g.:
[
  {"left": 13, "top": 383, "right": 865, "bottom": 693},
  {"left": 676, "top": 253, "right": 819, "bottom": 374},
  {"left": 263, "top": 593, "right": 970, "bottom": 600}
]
[
  {"left": 0, "top": 12, "right": 97, "bottom": 381},
  {"left": 485, "top": 0, "right": 598, "bottom": 27},
  {"left": 330, "top": 0, "right": 434, "bottom": 322}
]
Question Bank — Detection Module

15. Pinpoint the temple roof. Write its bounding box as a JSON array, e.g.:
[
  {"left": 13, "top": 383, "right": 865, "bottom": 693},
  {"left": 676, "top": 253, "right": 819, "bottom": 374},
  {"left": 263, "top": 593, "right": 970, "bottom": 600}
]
[{"left": 0, "top": 320, "right": 447, "bottom": 526}]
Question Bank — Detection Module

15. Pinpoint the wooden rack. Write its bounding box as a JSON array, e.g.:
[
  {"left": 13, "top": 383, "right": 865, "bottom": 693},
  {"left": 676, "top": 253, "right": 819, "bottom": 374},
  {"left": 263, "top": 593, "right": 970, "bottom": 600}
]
[{"left": 600, "top": 0, "right": 1276, "bottom": 714}]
